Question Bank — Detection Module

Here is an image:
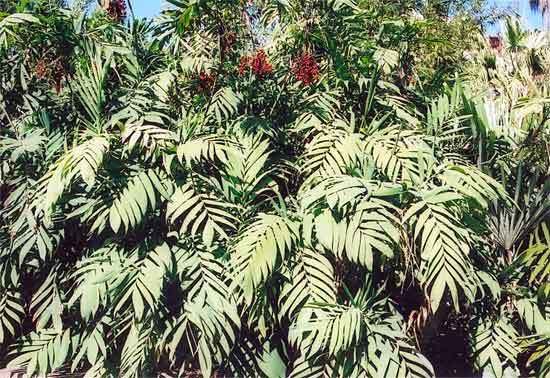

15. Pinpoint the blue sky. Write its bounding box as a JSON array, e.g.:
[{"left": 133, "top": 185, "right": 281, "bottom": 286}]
[
  {"left": 129, "top": 0, "right": 163, "bottom": 18},
  {"left": 487, "top": 0, "right": 545, "bottom": 33}
]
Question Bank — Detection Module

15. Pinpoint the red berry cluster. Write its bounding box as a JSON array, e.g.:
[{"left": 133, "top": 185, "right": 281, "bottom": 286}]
[
  {"left": 35, "top": 59, "right": 49, "bottom": 80},
  {"left": 292, "top": 52, "right": 320, "bottom": 85},
  {"left": 197, "top": 71, "right": 215, "bottom": 93},
  {"left": 34, "top": 57, "right": 66, "bottom": 94},
  {"left": 488, "top": 36, "right": 503, "bottom": 52},
  {"left": 107, "top": 0, "right": 127, "bottom": 22},
  {"left": 238, "top": 49, "right": 273, "bottom": 78}
]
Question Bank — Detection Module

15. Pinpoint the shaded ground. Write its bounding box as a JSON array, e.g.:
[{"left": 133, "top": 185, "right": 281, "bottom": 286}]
[{"left": 423, "top": 314, "right": 479, "bottom": 378}]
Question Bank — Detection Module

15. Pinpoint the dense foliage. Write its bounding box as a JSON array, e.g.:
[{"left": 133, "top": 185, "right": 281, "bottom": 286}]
[{"left": 0, "top": 0, "right": 548, "bottom": 377}]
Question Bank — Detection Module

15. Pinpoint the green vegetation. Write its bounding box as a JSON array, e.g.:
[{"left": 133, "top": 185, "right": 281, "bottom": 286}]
[{"left": 0, "top": 0, "right": 548, "bottom": 376}]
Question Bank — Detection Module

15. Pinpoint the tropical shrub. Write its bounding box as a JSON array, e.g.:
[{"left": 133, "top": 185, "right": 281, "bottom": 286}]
[{"left": 0, "top": 0, "right": 548, "bottom": 377}]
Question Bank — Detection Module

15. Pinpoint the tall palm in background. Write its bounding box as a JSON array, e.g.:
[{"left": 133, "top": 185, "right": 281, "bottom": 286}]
[{"left": 0, "top": 0, "right": 548, "bottom": 377}]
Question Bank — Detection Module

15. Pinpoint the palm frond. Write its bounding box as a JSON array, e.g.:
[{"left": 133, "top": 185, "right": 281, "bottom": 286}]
[
  {"left": 8, "top": 329, "right": 73, "bottom": 376},
  {"left": 302, "top": 130, "right": 363, "bottom": 181},
  {"left": 109, "top": 169, "right": 173, "bottom": 234},
  {"left": 404, "top": 195, "right": 477, "bottom": 311},
  {"left": 231, "top": 214, "right": 299, "bottom": 299},
  {"left": 469, "top": 316, "right": 521, "bottom": 378},
  {"left": 0, "top": 290, "right": 24, "bottom": 343},
  {"left": 315, "top": 199, "right": 400, "bottom": 270},
  {"left": 279, "top": 248, "right": 337, "bottom": 320},
  {"left": 167, "top": 182, "right": 239, "bottom": 246}
]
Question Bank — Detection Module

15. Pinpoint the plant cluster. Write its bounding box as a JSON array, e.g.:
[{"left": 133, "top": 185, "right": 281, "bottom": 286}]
[{"left": 0, "top": 1, "right": 548, "bottom": 377}]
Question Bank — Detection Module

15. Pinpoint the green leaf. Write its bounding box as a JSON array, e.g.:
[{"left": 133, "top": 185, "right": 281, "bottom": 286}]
[
  {"left": 231, "top": 214, "right": 298, "bottom": 300},
  {"left": 259, "top": 347, "right": 286, "bottom": 378},
  {"left": 0, "top": 290, "right": 24, "bottom": 343},
  {"left": 109, "top": 169, "right": 172, "bottom": 234},
  {"left": 167, "top": 182, "right": 239, "bottom": 246}
]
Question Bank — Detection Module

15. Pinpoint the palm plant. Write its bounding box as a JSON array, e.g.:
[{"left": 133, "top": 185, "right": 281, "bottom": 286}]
[{"left": 0, "top": 0, "right": 548, "bottom": 377}]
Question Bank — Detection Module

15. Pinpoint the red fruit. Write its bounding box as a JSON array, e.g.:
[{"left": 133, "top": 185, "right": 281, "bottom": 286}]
[
  {"left": 107, "top": 0, "right": 127, "bottom": 22},
  {"left": 238, "top": 56, "right": 252, "bottom": 76},
  {"left": 35, "top": 59, "right": 49, "bottom": 79},
  {"left": 197, "top": 71, "right": 215, "bottom": 92},
  {"left": 238, "top": 49, "right": 273, "bottom": 78},
  {"left": 251, "top": 49, "right": 273, "bottom": 77},
  {"left": 292, "top": 51, "right": 319, "bottom": 85},
  {"left": 35, "top": 56, "right": 66, "bottom": 93}
]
